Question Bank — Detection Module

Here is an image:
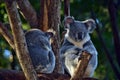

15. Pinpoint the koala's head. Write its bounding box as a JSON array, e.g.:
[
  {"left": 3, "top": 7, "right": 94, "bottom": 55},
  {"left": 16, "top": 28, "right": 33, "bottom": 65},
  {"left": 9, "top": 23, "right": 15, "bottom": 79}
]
[
  {"left": 25, "top": 29, "right": 54, "bottom": 46},
  {"left": 63, "top": 16, "right": 96, "bottom": 42}
]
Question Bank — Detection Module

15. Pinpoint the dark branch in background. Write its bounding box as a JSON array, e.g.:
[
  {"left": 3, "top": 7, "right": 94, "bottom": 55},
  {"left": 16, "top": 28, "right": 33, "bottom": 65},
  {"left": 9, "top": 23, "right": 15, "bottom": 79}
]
[
  {"left": 70, "top": 51, "right": 92, "bottom": 80},
  {"left": 91, "top": 11, "right": 120, "bottom": 79},
  {"left": 5, "top": 0, "right": 38, "bottom": 80},
  {"left": 108, "top": 0, "right": 120, "bottom": 67},
  {"left": 0, "top": 22, "right": 14, "bottom": 49},
  {"left": 64, "top": 0, "right": 70, "bottom": 16},
  {"left": 16, "top": 0, "right": 38, "bottom": 28},
  {"left": 61, "top": 0, "right": 70, "bottom": 43},
  {"left": 60, "top": 0, "right": 70, "bottom": 44}
]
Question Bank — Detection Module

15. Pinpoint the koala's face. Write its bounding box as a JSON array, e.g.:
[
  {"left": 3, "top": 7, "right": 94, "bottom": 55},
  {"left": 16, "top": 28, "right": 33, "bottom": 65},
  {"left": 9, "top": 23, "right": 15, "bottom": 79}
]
[{"left": 63, "top": 16, "right": 96, "bottom": 42}]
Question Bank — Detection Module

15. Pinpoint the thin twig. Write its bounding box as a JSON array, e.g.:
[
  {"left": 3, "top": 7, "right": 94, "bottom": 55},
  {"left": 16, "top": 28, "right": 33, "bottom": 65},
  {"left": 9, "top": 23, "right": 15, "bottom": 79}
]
[{"left": 0, "top": 22, "right": 14, "bottom": 49}]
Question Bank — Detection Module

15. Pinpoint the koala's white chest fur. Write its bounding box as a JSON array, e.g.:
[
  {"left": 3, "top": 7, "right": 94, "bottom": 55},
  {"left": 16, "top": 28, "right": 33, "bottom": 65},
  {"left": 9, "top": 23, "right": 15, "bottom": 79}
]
[{"left": 65, "top": 33, "right": 90, "bottom": 49}]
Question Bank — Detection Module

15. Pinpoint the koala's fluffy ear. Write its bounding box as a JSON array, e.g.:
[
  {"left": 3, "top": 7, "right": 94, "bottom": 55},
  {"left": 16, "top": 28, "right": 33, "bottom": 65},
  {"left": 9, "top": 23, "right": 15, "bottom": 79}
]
[
  {"left": 83, "top": 19, "right": 96, "bottom": 33},
  {"left": 64, "top": 16, "right": 74, "bottom": 25},
  {"left": 45, "top": 32, "right": 54, "bottom": 39},
  {"left": 45, "top": 32, "right": 54, "bottom": 44}
]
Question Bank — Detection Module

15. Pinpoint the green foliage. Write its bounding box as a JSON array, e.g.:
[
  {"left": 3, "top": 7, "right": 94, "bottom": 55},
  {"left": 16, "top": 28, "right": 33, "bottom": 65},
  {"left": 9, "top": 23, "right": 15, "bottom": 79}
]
[{"left": 0, "top": 0, "right": 120, "bottom": 79}]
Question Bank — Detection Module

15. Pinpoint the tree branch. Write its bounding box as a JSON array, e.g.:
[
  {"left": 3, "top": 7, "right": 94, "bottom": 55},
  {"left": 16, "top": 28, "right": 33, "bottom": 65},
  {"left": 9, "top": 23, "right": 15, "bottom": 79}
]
[
  {"left": 91, "top": 11, "right": 120, "bottom": 79},
  {"left": 108, "top": 0, "right": 120, "bottom": 67},
  {"left": 5, "top": 0, "right": 38, "bottom": 80},
  {"left": 39, "top": 0, "right": 49, "bottom": 31},
  {"left": 0, "top": 69, "right": 98, "bottom": 80},
  {"left": 0, "top": 22, "right": 14, "bottom": 49},
  {"left": 16, "top": 0, "right": 38, "bottom": 28},
  {"left": 70, "top": 51, "right": 92, "bottom": 80}
]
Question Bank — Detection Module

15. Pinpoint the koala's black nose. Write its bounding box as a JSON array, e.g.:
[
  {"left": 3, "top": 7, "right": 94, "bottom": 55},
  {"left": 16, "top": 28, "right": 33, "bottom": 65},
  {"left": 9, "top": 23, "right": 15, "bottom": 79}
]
[{"left": 78, "top": 32, "right": 83, "bottom": 40}]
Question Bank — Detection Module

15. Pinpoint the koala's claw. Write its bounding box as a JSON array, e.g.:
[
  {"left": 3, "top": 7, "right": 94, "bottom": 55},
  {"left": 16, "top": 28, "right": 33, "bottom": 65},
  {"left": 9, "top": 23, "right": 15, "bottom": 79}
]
[{"left": 75, "top": 48, "right": 82, "bottom": 55}]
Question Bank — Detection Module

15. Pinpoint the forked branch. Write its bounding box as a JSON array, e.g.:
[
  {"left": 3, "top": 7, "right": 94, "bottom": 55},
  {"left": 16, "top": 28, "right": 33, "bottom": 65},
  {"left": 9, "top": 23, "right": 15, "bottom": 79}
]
[
  {"left": 5, "top": 0, "right": 38, "bottom": 80},
  {"left": 16, "top": 0, "right": 38, "bottom": 28}
]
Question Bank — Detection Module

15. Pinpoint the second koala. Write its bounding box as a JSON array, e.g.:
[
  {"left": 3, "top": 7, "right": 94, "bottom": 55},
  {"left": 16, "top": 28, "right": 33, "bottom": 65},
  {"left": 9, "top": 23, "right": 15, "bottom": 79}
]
[
  {"left": 25, "top": 29, "right": 55, "bottom": 73},
  {"left": 60, "top": 16, "right": 98, "bottom": 77}
]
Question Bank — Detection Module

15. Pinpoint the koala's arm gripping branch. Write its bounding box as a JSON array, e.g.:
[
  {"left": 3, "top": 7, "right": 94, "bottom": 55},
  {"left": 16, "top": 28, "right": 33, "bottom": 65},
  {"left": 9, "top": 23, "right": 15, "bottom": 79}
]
[{"left": 70, "top": 51, "right": 92, "bottom": 80}]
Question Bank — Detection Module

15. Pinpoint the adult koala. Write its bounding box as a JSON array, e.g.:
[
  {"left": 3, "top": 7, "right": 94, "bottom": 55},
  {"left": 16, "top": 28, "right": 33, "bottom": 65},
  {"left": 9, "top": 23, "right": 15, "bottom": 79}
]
[
  {"left": 25, "top": 29, "right": 55, "bottom": 73},
  {"left": 60, "top": 16, "right": 98, "bottom": 77}
]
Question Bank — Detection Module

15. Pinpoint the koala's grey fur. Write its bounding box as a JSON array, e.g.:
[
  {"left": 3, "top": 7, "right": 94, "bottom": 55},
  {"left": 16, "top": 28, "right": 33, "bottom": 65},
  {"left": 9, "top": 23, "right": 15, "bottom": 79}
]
[
  {"left": 60, "top": 16, "right": 98, "bottom": 77},
  {"left": 25, "top": 29, "right": 55, "bottom": 73}
]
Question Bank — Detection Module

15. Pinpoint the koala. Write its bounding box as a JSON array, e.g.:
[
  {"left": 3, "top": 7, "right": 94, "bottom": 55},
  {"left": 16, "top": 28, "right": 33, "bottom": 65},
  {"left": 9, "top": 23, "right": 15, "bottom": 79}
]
[
  {"left": 60, "top": 16, "right": 98, "bottom": 77},
  {"left": 25, "top": 29, "right": 55, "bottom": 73}
]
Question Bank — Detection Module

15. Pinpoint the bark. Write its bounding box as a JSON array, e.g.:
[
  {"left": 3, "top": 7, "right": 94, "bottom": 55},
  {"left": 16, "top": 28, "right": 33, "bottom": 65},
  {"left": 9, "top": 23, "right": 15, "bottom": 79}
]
[
  {"left": 47, "top": 0, "right": 62, "bottom": 73},
  {"left": 39, "top": 0, "right": 62, "bottom": 73},
  {"left": 0, "top": 22, "right": 14, "bottom": 49},
  {"left": 5, "top": 0, "right": 38, "bottom": 80},
  {"left": 70, "top": 51, "right": 92, "bottom": 80},
  {"left": 16, "top": 0, "right": 38, "bottom": 28},
  {"left": 39, "top": 0, "right": 49, "bottom": 31}
]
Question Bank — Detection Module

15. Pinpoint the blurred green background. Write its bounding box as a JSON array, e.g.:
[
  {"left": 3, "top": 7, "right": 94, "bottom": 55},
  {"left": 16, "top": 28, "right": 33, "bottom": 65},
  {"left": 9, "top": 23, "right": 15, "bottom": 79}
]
[{"left": 0, "top": 0, "right": 120, "bottom": 80}]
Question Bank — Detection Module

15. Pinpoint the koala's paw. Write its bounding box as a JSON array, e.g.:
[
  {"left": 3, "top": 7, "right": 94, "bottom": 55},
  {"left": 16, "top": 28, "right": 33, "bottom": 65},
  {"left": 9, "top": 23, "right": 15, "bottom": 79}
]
[{"left": 75, "top": 48, "right": 83, "bottom": 56}]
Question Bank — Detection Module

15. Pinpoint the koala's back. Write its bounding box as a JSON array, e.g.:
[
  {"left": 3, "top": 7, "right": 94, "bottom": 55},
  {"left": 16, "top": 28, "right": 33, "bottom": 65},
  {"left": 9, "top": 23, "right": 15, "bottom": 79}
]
[
  {"left": 25, "top": 29, "right": 46, "bottom": 43},
  {"left": 25, "top": 29, "right": 55, "bottom": 73}
]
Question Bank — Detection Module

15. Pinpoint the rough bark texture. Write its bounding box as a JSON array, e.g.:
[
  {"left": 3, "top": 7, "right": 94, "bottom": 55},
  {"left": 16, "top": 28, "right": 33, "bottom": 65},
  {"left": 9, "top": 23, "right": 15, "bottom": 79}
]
[
  {"left": 47, "top": 0, "right": 62, "bottom": 73},
  {"left": 5, "top": 0, "right": 38, "bottom": 80},
  {"left": 39, "top": 0, "right": 62, "bottom": 73},
  {"left": 16, "top": 0, "right": 38, "bottom": 28},
  {"left": 70, "top": 51, "right": 92, "bottom": 80},
  {"left": 0, "top": 22, "right": 14, "bottom": 49}
]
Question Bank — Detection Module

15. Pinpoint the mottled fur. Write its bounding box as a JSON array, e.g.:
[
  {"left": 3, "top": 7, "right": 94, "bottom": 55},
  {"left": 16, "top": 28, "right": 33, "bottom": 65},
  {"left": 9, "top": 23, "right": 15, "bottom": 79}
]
[
  {"left": 60, "top": 16, "right": 98, "bottom": 77},
  {"left": 25, "top": 29, "right": 55, "bottom": 73}
]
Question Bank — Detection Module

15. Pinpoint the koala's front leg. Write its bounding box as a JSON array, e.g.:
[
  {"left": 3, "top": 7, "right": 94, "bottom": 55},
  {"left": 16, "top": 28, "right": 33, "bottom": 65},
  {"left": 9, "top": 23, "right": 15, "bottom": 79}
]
[
  {"left": 64, "top": 47, "right": 83, "bottom": 56},
  {"left": 64, "top": 47, "right": 83, "bottom": 76}
]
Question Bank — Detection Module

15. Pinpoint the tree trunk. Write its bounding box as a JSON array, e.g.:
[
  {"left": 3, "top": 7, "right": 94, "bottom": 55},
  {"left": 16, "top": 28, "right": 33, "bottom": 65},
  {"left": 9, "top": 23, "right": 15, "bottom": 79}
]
[
  {"left": 39, "top": 0, "right": 62, "bottom": 73},
  {"left": 47, "top": 0, "right": 62, "bottom": 73},
  {"left": 5, "top": 0, "right": 38, "bottom": 80}
]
